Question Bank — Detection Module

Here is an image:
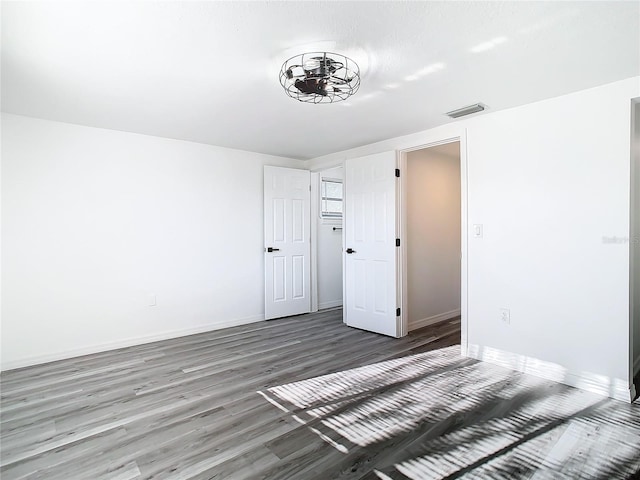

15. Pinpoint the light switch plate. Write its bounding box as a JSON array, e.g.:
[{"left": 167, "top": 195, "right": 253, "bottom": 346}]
[{"left": 473, "top": 224, "right": 483, "bottom": 238}]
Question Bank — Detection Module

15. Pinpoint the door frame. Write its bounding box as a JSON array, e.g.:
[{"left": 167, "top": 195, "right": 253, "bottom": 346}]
[
  {"left": 310, "top": 165, "right": 346, "bottom": 314},
  {"left": 630, "top": 97, "right": 640, "bottom": 392},
  {"left": 310, "top": 171, "right": 319, "bottom": 312},
  {"left": 398, "top": 134, "right": 469, "bottom": 355},
  {"left": 308, "top": 132, "right": 468, "bottom": 354}
]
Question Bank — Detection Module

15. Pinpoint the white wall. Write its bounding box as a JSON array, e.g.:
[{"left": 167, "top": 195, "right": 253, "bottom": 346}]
[
  {"left": 310, "top": 77, "right": 640, "bottom": 401},
  {"left": 632, "top": 100, "right": 640, "bottom": 377},
  {"left": 1, "top": 114, "right": 304, "bottom": 370},
  {"left": 407, "top": 146, "right": 461, "bottom": 330},
  {"left": 316, "top": 167, "right": 343, "bottom": 309}
]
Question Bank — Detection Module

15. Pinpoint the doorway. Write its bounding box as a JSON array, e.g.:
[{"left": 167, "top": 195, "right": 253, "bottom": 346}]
[
  {"left": 313, "top": 136, "right": 468, "bottom": 349},
  {"left": 404, "top": 142, "right": 462, "bottom": 335},
  {"left": 313, "top": 166, "right": 344, "bottom": 311}
]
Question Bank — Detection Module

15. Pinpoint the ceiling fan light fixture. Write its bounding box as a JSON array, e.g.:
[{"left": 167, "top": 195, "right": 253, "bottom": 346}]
[{"left": 279, "top": 52, "right": 360, "bottom": 104}]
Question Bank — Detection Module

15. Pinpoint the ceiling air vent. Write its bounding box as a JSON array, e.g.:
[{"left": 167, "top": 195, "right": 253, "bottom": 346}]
[{"left": 446, "top": 103, "right": 485, "bottom": 119}]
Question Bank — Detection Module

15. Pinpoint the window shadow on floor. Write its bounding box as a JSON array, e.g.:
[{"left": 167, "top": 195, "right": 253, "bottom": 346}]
[{"left": 258, "top": 346, "right": 640, "bottom": 479}]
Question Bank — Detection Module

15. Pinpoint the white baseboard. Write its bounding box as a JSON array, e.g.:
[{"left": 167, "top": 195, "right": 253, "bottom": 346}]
[
  {"left": 0, "top": 314, "right": 265, "bottom": 372},
  {"left": 467, "top": 344, "right": 633, "bottom": 403},
  {"left": 409, "top": 309, "right": 461, "bottom": 331},
  {"left": 318, "top": 300, "right": 343, "bottom": 310}
]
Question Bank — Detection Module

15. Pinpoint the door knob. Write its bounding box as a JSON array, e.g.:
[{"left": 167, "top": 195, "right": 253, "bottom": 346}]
[
  {"left": 346, "top": 248, "right": 356, "bottom": 254},
  {"left": 267, "top": 247, "right": 280, "bottom": 252}
]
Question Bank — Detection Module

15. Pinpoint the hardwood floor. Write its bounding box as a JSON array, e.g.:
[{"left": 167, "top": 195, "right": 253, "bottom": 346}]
[{"left": 1, "top": 309, "right": 639, "bottom": 479}]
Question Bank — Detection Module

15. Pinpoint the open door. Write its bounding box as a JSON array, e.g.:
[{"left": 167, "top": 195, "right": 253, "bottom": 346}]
[
  {"left": 344, "top": 151, "right": 401, "bottom": 337},
  {"left": 264, "top": 166, "right": 311, "bottom": 320}
]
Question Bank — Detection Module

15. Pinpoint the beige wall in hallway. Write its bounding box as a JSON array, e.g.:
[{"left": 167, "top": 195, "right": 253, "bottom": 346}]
[{"left": 406, "top": 143, "right": 461, "bottom": 329}]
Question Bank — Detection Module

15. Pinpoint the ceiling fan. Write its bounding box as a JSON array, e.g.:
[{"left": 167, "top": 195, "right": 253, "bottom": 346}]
[{"left": 279, "top": 52, "right": 360, "bottom": 104}]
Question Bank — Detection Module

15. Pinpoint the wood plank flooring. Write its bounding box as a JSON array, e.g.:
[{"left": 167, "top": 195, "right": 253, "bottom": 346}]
[{"left": 1, "top": 309, "right": 639, "bottom": 479}]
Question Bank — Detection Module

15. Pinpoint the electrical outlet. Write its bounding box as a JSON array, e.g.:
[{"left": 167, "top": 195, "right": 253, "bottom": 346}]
[{"left": 500, "top": 308, "right": 510, "bottom": 324}]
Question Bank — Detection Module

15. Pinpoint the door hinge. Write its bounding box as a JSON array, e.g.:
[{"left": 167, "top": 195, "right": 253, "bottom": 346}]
[
  {"left": 396, "top": 308, "right": 401, "bottom": 316},
  {"left": 396, "top": 238, "right": 400, "bottom": 247},
  {"left": 395, "top": 168, "right": 400, "bottom": 178}
]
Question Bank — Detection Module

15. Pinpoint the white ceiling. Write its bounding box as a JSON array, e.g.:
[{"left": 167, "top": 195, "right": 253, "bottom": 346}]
[{"left": 2, "top": 1, "right": 638, "bottom": 160}]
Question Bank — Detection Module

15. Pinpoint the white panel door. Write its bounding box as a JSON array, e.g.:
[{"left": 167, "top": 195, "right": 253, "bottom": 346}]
[
  {"left": 264, "top": 166, "right": 311, "bottom": 320},
  {"left": 344, "top": 151, "right": 400, "bottom": 337}
]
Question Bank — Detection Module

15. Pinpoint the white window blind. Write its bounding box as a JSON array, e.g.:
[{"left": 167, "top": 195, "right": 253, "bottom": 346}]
[{"left": 321, "top": 178, "right": 343, "bottom": 218}]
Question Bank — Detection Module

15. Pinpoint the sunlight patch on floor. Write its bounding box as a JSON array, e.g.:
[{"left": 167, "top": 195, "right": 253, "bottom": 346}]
[{"left": 258, "top": 346, "right": 640, "bottom": 478}]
